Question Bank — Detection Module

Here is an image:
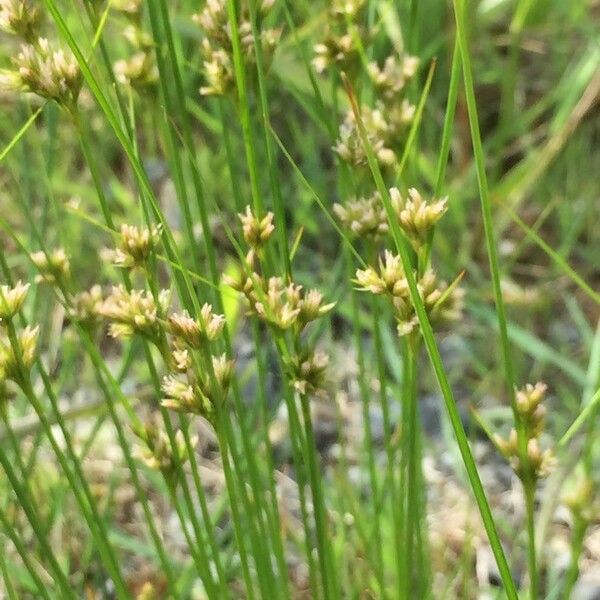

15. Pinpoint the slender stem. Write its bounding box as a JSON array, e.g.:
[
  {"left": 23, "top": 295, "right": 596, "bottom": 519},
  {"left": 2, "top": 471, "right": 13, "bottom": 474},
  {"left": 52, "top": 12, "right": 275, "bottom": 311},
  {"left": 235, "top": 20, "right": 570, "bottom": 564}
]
[
  {"left": 216, "top": 416, "right": 257, "bottom": 600},
  {"left": 0, "top": 510, "right": 52, "bottom": 600},
  {"left": 0, "top": 532, "right": 19, "bottom": 600},
  {"left": 300, "top": 392, "right": 338, "bottom": 599},
  {"left": 524, "top": 483, "right": 538, "bottom": 600},
  {"left": 562, "top": 517, "right": 587, "bottom": 600},
  {"left": 0, "top": 444, "right": 75, "bottom": 598}
]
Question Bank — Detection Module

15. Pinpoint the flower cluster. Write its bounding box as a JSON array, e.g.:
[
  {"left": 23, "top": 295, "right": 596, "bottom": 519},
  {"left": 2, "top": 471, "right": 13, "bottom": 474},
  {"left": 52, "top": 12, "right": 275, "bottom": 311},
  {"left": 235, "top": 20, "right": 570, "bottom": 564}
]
[
  {"left": 0, "top": 281, "right": 29, "bottom": 323},
  {"left": 0, "top": 37, "right": 81, "bottom": 109},
  {"left": 161, "top": 353, "right": 233, "bottom": 423},
  {"left": 334, "top": 187, "right": 447, "bottom": 246},
  {"left": 390, "top": 187, "right": 447, "bottom": 250},
  {"left": 286, "top": 349, "right": 330, "bottom": 398},
  {"left": 226, "top": 207, "right": 334, "bottom": 396},
  {"left": 313, "top": 0, "right": 366, "bottom": 76},
  {"left": 0, "top": 0, "right": 41, "bottom": 41},
  {"left": 112, "top": 0, "right": 158, "bottom": 92},
  {"left": 169, "top": 304, "right": 225, "bottom": 349},
  {"left": 104, "top": 223, "right": 162, "bottom": 269},
  {"left": 315, "top": 3, "right": 419, "bottom": 171},
  {"left": 68, "top": 285, "right": 104, "bottom": 330},
  {"left": 494, "top": 383, "right": 554, "bottom": 481},
  {"left": 355, "top": 251, "right": 462, "bottom": 336},
  {"left": 193, "top": 0, "right": 280, "bottom": 96},
  {"left": 31, "top": 247, "right": 70, "bottom": 286},
  {"left": 132, "top": 415, "right": 195, "bottom": 486},
  {"left": 0, "top": 324, "right": 39, "bottom": 391},
  {"left": 99, "top": 285, "right": 170, "bottom": 342},
  {"left": 333, "top": 191, "right": 388, "bottom": 239}
]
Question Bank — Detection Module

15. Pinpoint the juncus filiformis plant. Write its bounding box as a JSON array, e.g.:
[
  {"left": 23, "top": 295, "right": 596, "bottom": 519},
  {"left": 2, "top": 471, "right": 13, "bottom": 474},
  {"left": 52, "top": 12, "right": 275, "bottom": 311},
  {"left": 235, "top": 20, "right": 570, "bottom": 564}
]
[{"left": 193, "top": 0, "right": 280, "bottom": 97}]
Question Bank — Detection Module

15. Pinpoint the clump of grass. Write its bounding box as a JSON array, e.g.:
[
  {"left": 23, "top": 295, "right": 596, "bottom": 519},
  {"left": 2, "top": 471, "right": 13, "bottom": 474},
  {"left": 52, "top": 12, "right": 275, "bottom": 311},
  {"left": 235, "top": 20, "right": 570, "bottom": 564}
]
[{"left": 0, "top": 0, "right": 598, "bottom": 598}]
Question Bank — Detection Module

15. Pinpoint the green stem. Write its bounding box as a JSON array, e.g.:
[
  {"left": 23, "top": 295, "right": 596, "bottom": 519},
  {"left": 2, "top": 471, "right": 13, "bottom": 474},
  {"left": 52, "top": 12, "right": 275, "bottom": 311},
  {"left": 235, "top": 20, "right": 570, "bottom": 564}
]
[
  {"left": 0, "top": 443, "right": 74, "bottom": 598},
  {"left": 524, "top": 483, "right": 538, "bottom": 600},
  {"left": 562, "top": 517, "right": 587, "bottom": 600},
  {"left": 300, "top": 392, "right": 338, "bottom": 599},
  {"left": 0, "top": 509, "right": 52, "bottom": 600}
]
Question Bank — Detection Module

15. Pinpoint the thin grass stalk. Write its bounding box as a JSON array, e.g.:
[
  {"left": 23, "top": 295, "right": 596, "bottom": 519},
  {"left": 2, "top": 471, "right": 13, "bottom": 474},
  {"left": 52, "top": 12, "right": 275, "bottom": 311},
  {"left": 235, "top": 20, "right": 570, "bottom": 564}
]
[
  {"left": 0, "top": 264, "right": 129, "bottom": 600},
  {"left": 450, "top": 0, "right": 537, "bottom": 594},
  {"left": 21, "top": 373, "right": 130, "bottom": 599},
  {"left": 299, "top": 391, "right": 338, "bottom": 599},
  {"left": 280, "top": 370, "right": 321, "bottom": 599},
  {"left": 0, "top": 531, "right": 19, "bottom": 600},
  {"left": 225, "top": 0, "right": 264, "bottom": 216},
  {"left": 82, "top": 335, "right": 221, "bottom": 597},
  {"left": 251, "top": 319, "right": 292, "bottom": 597},
  {"left": 0, "top": 444, "right": 75, "bottom": 598},
  {"left": 87, "top": 356, "right": 179, "bottom": 593},
  {"left": 215, "top": 413, "right": 258, "bottom": 600},
  {"left": 346, "top": 251, "right": 385, "bottom": 593},
  {"left": 562, "top": 517, "right": 587, "bottom": 599},
  {"left": 247, "top": 0, "right": 292, "bottom": 278},
  {"left": 70, "top": 112, "right": 223, "bottom": 593},
  {"left": 371, "top": 296, "right": 403, "bottom": 589},
  {"left": 148, "top": 11, "right": 287, "bottom": 590},
  {"left": 342, "top": 74, "right": 518, "bottom": 599},
  {"left": 0, "top": 510, "right": 52, "bottom": 600}
]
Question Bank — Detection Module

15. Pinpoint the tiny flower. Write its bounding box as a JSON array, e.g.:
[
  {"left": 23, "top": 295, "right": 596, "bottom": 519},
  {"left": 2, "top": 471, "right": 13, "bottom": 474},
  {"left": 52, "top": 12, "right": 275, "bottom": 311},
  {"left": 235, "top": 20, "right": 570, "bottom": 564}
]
[
  {"left": 112, "top": 0, "right": 143, "bottom": 17},
  {"left": 99, "top": 285, "right": 169, "bottom": 342},
  {"left": 333, "top": 192, "right": 389, "bottom": 239},
  {"left": 287, "top": 349, "right": 330, "bottom": 397},
  {"left": 0, "top": 325, "right": 39, "bottom": 387},
  {"left": 390, "top": 187, "right": 448, "bottom": 249},
  {"left": 108, "top": 223, "right": 162, "bottom": 269},
  {"left": 494, "top": 382, "right": 554, "bottom": 481},
  {"left": 161, "top": 354, "right": 233, "bottom": 422},
  {"left": 238, "top": 206, "right": 275, "bottom": 251},
  {"left": 355, "top": 250, "right": 406, "bottom": 296},
  {"left": 211, "top": 353, "right": 234, "bottom": 391},
  {"left": 68, "top": 285, "right": 104, "bottom": 329},
  {"left": 132, "top": 416, "right": 195, "bottom": 485},
  {"left": 0, "top": 281, "right": 29, "bottom": 323},
  {"left": 368, "top": 54, "right": 419, "bottom": 100},
  {"left": 172, "top": 346, "right": 192, "bottom": 372},
  {"left": 3, "top": 38, "right": 82, "bottom": 109},
  {"left": 193, "top": 0, "right": 279, "bottom": 97},
  {"left": 113, "top": 52, "right": 158, "bottom": 91},
  {"left": 168, "top": 304, "right": 225, "bottom": 348},
  {"left": 0, "top": 0, "right": 41, "bottom": 41},
  {"left": 334, "top": 106, "right": 396, "bottom": 168},
  {"left": 298, "top": 289, "right": 336, "bottom": 326},
  {"left": 31, "top": 248, "right": 70, "bottom": 285}
]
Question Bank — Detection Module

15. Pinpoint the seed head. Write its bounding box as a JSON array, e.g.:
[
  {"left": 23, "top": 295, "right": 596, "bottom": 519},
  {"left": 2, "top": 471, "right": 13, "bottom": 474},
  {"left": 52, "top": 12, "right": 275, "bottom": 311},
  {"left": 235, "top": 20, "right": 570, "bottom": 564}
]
[
  {"left": 0, "top": 0, "right": 42, "bottom": 41},
  {"left": 239, "top": 206, "right": 275, "bottom": 251},
  {"left": 169, "top": 304, "right": 225, "bottom": 348},
  {"left": 2, "top": 38, "right": 82, "bottom": 109},
  {"left": 99, "top": 285, "right": 170, "bottom": 342},
  {"left": 334, "top": 106, "right": 396, "bottom": 168},
  {"left": 108, "top": 223, "right": 162, "bottom": 269},
  {"left": 133, "top": 416, "right": 195, "bottom": 485},
  {"left": 31, "top": 247, "right": 70, "bottom": 286},
  {"left": 0, "top": 281, "right": 29, "bottom": 323},
  {"left": 494, "top": 381, "right": 554, "bottom": 481},
  {"left": 0, "top": 325, "right": 39, "bottom": 388},
  {"left": 368, "top": 54, "right": 419, "bottom": 100},
  {"left": 68, "top": 285, "right": 104, "bottom": 330},
  {"left": 287, "top": 349, "right": 330, "bottom": 397},
  {"left": 114, "top": 52, "right": 158, "bottom": 91},
  {"left": 333, "top": 192, "right": 388, "bottom": 239},
  {"left": 390, "top": 187, "right": 448, "bottom": 249},
  {"left": 161, "top": 353, "right": 233, "bottom": 423}
]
